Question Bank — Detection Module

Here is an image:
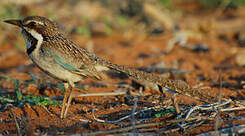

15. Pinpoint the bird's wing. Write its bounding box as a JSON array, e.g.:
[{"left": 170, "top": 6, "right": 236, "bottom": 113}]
[{"left": 41, "top": 35, "right": 103, "bottom": 80}]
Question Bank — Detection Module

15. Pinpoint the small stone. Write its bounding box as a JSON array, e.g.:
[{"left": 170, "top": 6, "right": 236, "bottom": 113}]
[{"left": 236, "top": 51, "right": 245, "bottom": 66}]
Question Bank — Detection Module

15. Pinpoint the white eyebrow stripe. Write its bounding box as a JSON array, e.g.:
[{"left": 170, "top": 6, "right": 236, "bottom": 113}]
[{"left": 34, "top": 21, "right": 44, "bottom": 25}]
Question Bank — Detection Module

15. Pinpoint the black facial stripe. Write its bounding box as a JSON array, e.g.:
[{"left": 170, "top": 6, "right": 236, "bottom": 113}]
[
  {"left": 22, "top": 29, "right": 38, "bottom": 55},
  {"left": 27, "top": 43, "right": 37, "bottom": 55}
]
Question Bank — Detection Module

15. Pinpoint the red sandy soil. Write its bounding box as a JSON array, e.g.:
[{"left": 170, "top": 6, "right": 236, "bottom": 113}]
[{"left": 0, "top": 7, "right": 245, "bottom": 136}]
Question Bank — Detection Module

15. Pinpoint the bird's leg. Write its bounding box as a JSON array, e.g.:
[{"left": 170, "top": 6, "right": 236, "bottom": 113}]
[
  {"left": 61, "top": 83, "right": 69, "bottom": 118},
  {"left": 63, "top": 83, "right": 74, "bottom": 118}
]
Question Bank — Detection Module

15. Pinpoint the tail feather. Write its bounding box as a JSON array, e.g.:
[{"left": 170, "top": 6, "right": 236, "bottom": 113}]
[{"left": 96, "top": 57, "right": 218, "bottom": 103}]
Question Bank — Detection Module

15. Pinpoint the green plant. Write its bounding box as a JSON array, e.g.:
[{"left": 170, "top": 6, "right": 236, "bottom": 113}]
[
  {"left": 158, "top": 0, "right": 172, "bottom": 7},
  {"left": 0, "top": 4, "right": 20, "bottom": 19},
  {"left": 75, "top": 25, "right": 91, "bottom": 37},
  {"left": 0, "top": 75, "right": 59, "bottom": 107}
]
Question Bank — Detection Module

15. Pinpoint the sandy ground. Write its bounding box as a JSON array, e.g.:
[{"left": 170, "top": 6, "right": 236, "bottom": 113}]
[{"left": 0, "top": 1, "right": 244, "bottom": 135}]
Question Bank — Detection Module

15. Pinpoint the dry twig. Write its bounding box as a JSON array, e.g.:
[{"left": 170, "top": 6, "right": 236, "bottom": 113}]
[
  {"left": 74, "top": 90, "right": 127, "bottom": 97},
  {"left": 10, "top": 108, "right": 21, "bottom": 136}
]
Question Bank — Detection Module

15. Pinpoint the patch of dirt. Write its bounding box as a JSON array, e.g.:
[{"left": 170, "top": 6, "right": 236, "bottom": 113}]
[{"left": 0, "top": 2, "right": 245, "bottom": 135}]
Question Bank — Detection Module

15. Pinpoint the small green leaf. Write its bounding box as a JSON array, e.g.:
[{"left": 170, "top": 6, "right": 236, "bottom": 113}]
[
  {"left": 116, "top": 16, "right": 128, "bottom": 27},
  {"left": 153, "top": 107, "right": 176, "bottom": 118},
  {"left": 13, "top": 79, "right": 20, "bottom": 92},
  {"left": 158, "top": 0, "right": 172, "bottom": 6},
  {"left": 27, "top": 74, "right": 39, "bottom": 83},
  {"left": 75, "top": 25, "right": 91, "bottom": 37},
  {"left": 75, "top": 84, "right": 88, "bottom": 92},
  {"left": 16, "top": 91, "right": 23, "bottom": 101}
]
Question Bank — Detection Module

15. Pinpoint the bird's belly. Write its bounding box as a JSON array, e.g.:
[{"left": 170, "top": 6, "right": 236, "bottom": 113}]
[{"left": 29, "top": 54, "right": 82, "bottom": 83}]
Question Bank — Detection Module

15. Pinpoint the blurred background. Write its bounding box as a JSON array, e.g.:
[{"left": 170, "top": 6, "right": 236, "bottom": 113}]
[
  {"left": 1, "top": 0, "right": 245, "bottom": 72},
  {"left": 0, "top": 0, "right": 245, "bottom": 135}
]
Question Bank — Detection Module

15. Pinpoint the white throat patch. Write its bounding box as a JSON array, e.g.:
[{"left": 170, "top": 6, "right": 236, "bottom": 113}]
[{"left": 21, "top": 27, "right": 43, "bottom": 55}]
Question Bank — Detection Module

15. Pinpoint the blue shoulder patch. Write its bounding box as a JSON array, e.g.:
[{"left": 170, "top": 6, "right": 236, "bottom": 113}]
[{"left": 47, "top": 50, "right": 77, "bottom": 71}]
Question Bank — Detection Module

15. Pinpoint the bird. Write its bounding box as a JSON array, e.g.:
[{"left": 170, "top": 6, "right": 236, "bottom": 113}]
[{"left": 4, "top": 16, "right": 216, "bottom": 118}]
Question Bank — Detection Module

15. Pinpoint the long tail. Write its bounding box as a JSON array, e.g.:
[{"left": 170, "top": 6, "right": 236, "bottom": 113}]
[{"left": 96, "top": 57, "right": 218, "bottom": 103}]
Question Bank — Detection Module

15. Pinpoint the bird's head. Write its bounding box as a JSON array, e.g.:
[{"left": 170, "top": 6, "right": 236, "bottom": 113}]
[{"left": 4, "top": 16, "right": 59, "bottom": 38}]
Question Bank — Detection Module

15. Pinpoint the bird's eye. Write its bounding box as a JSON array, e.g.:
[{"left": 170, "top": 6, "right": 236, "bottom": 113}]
[{"left": 28, "top": 21, "right": 36, "bottom": 27}]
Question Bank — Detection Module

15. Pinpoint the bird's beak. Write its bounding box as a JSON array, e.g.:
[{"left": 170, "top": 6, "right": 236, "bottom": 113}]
[{"left": 4, "top": 19, "right": 22, "bottom": 27}]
